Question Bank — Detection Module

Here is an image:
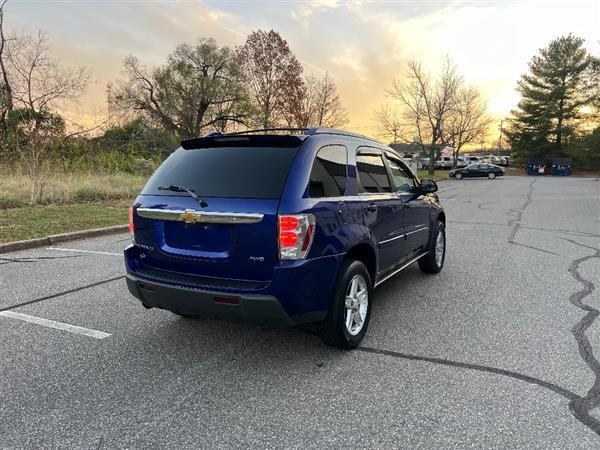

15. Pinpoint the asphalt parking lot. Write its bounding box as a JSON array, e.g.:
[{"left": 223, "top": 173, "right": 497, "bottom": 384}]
[{"left": 1, "top": 175, "right": 599, "bottom": 448}]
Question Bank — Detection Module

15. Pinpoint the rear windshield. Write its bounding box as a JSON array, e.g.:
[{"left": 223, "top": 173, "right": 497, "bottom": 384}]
[{"left": 142, "top": 146, "right": 298, "bottom": 199}]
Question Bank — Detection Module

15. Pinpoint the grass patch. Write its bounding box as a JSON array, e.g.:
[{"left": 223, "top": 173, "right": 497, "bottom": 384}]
[
  {"left": 416, "top": 170, "right": 449, "bottom": 182},
  {"left": 0, "top": 200, "right": 132, "bottom": 243}
]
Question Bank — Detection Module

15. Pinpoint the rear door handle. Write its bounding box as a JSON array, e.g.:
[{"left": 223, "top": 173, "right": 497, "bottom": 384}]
[{"left": 367, "top": 203, "right": 377, "bottom": 212}]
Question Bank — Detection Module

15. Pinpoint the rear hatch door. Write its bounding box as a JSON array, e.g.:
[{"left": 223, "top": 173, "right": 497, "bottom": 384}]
[{"left": 132, "top": 135, "right": 303, "bottom": 282}]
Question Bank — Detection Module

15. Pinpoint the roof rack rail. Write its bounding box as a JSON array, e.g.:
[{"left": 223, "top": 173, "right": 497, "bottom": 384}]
[
  {"left": 195, "top": 127, "right": 380, "bottom": 143},
  {"left": 305, "top": 127, "right": 379, "bottom": 143},
  {"left": 227, "top": 128, "right": 309, "bottom": 135}
]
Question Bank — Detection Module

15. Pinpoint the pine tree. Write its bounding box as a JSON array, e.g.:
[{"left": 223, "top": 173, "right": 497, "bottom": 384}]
[{"left": 506, "top": 34, "right": 591, "bottom": 160}]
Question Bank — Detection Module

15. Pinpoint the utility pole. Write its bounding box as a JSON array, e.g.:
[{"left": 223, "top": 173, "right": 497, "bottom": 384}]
[
  {"left": 392, "top": 126, "right": 398, "bottom": 144},
  {"left": 497, "top": 120, "right": 504, "bottom": 156}
]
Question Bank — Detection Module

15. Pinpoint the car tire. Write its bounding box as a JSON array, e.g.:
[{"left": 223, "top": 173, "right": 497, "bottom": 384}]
[
  {"left": 418, "top": 220, "right": 446, "bottom": 274},
  {"left": 318, "top": 260, "right": 372, "bottom": 349},
  {"left": 488, "top": 172, "right": 496, "bottom": 179},
  {"left": 455, "top": 173, "right": 463, "bottom": 180}
]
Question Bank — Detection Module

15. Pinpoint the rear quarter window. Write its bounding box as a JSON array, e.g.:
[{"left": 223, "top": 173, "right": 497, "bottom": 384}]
[
  {"left": 142, "top": 146, "right": 298, "bottom": 199},
  {"left": 308, "top": 145, "right": 348, "bottom": 197}
]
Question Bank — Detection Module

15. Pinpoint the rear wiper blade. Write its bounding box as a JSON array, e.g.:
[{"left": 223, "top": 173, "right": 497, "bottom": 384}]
[{"left": 157, "top": 185, "right": 208, "bottom": 208}]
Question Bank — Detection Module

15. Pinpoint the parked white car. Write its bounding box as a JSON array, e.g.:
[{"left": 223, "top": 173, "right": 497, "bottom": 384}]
[
  {"left": 455, "top": 157, "right": 467, "bottom": 168},
  {"left": 497, "top": 156, "right": 510, "bottom": 166},
  {"left": 435, "top": 157, "right": 453, "bottom": 169},
  {"left": 482, "top": 156, "right": 503, "bottom": 165},
  {"left": 463, "top": 156, "right": 480, "bottom": 165}
]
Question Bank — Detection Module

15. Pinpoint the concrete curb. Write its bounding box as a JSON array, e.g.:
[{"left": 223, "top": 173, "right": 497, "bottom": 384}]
[{"left": 0, "top": 224, "right": 128, "bottom": 254}]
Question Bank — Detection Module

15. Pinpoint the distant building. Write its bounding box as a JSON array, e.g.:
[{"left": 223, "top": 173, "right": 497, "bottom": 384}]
[{"left": 388, "top": 142, "right": 423, "bottom": 157}]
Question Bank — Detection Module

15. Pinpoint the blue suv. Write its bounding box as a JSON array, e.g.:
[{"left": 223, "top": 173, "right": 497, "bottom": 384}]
[{"left": 125, "top": 128, "right": 446, "bottom": 348}]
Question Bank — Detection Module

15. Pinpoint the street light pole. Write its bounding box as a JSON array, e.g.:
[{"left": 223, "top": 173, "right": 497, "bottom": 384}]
[{"left": 498, "top": 120, "right": 504, "bottom": 156}]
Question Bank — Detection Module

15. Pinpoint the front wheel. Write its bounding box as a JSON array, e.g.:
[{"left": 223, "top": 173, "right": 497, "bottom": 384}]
[
  {"left": 455, "top": 173, "right": 463, "bottom": 180},
  {"left": 419, "top": 221, "right": 446, "bottom": 274},
  {"left": 318, "top": 260, "right": 372, "bottom": 349},
  {"left": 488, "top": 172, "right": 496, "bottom": 179}
]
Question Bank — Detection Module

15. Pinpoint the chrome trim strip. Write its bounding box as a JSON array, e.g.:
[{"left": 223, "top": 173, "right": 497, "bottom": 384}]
[
  {"left": 136, "top": 208, "right": 264, "bottom": 224},
  {"left": 405, "top": 227, "right": 429, "bottom": 236},
  {"left": 374, "top": 253, "right": 428, "bottom": 288},
  {"left": 379, "top": 227, "right": 428, "bottom": 246},
  {"left": 379, "top": 234, "right": 405, "bottom": 245}
]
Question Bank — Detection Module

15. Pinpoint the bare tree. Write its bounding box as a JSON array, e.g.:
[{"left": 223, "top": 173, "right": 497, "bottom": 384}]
[
  {"left": 235, "top": 30, "right": 304, "bottom": 128},
  {"left": 313, "top": 73, "right": 348, "bottom": 128},
  {"left": 289, "top": 73, "right": 348, "bottom": 128},
  {"left": 388, "top": 58, "right": 462, "bottom": 175},
  {"left": 372, "top": 102, "right": 408, "bottom": 144},
  {"left": 116, "top": 39, "right": 252, "bottom": 139},
  {"left": 6, "top": 31, "right": 90, "bottom": 202},
  {"left": 443, "top": 85, "right": 491, "bottom": 167}
]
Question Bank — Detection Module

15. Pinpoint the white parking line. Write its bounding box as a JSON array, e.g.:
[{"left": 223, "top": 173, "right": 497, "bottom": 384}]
[
  {"left": 0, "top": 311, "right": 111, "bottom": 339},
  {"left": 47, "top": 247, "right": 122, "bottom": 257}
]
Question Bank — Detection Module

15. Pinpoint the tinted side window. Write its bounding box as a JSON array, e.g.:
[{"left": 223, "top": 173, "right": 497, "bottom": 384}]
[
  {"left": 356, "top": 151, "right": 392, "bottom": 193},
  {"left": 385, "top": 155, "right": 415, "bottom": 192},
  {"left": 308, "top": 145, "right": 348, "bottom": 197}
]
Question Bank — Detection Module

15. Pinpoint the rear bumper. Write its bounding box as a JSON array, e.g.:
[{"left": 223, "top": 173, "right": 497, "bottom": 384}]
[
  {"left": 123, "top": 240, "right": 343, "bottom": 326},
  {"left": 126, "top": 272, "right": 325, "bottom": 327}
]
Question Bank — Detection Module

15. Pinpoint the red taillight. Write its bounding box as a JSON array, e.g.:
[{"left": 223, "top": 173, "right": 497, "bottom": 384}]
[
  {"left": 280, "top": 231, "right": 299, "bottom": 247},
  {"left": 129, "top": 207, "right": 134, "bottom": 234},
  {"left": 279, "top": 216, "right": 299, "bottom": 231},
  {"left": 278, "top": 214, "right": 316, "bottom": 260}
]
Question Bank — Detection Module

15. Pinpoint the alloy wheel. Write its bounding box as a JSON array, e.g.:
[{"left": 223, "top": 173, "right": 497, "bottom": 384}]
[
  {"left": 435, "top": 230, "right": 445, "bottom": 267},
  {"left": 344, "top": 274, "right": 368, "bottom": 336}
]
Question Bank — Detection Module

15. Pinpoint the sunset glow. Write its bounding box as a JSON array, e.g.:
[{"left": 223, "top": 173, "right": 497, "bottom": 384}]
[{"left": 8, "top": 0, "right": 600, "bottom": 141}]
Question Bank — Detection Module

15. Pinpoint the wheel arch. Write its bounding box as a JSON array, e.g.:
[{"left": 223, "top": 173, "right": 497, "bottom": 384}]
[
  {"left": 343, "top": 243, "right": 377, "bottom": 287},
  {"left": 436, "top": 211, "right": 446, "bottom": 225},
  {"left": 426, "top": 210, "right": 446, "bottom": 250}
]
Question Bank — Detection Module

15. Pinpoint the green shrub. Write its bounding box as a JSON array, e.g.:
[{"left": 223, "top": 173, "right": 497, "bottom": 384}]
[{"left": 0, "top": 195, "right": 27, "bottom": 209}]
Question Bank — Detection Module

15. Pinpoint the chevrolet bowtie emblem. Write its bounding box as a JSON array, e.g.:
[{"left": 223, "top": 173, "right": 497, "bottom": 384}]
[{"left": 179, "top": 210, "right": 199, "bottom": 223}]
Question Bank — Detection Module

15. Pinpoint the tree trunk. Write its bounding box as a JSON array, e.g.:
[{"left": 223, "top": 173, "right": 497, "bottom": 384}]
[
  {"left": 556, "top": 96, "right": 564, "bottom": 153},
  {"left": 0, "top": 3, "right": 13, "bottom": 132},
  {"left": 428, "top": 146, "right": 435, "bottom": 176}
]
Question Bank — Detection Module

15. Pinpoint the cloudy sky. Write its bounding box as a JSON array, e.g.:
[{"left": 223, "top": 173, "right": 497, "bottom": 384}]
[{"left": 7, "top": 0, "right": 600, "bottom": 140}]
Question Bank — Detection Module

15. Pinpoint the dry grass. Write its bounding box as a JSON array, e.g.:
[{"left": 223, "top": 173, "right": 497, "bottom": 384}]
[
  {"left": 0, "top": 172, "right": 147, "bottom": 208},
  {"left": 416, "top": 170, "right": 449, "bottom": 181}
]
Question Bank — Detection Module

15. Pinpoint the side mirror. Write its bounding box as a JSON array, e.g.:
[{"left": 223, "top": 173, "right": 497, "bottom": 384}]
[{"left": 420, "top": 179, "right": 438, "bottom": 194}]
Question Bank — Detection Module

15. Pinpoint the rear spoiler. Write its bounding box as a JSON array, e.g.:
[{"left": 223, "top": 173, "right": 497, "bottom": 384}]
[{"left": 181, "top": 134, "right": 305, "bottom": 150}]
